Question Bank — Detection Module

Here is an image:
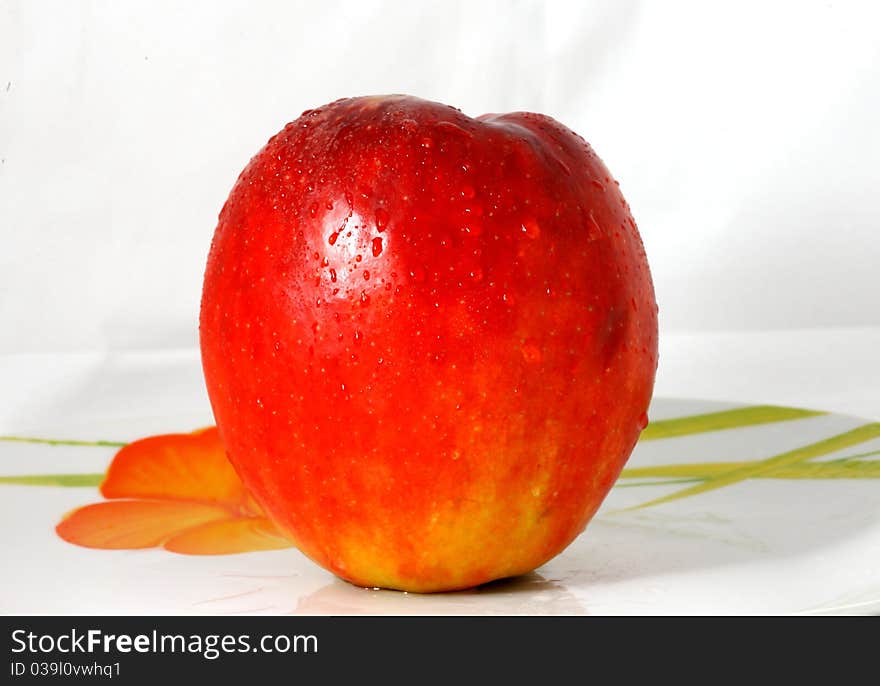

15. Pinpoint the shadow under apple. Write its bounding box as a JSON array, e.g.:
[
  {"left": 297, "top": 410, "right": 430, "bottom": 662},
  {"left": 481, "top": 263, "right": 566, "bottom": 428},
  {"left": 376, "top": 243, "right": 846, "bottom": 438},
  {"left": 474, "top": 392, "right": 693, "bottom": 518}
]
[{"left": 292, "top": 572, "right": 587, "bottom": 616}]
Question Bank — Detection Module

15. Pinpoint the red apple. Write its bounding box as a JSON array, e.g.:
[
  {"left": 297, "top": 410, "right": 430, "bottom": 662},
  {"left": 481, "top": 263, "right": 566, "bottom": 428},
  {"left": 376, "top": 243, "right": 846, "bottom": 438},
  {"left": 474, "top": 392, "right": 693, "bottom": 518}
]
[{"left": 200, "top": 95, "right": 657, "bottom": 592}]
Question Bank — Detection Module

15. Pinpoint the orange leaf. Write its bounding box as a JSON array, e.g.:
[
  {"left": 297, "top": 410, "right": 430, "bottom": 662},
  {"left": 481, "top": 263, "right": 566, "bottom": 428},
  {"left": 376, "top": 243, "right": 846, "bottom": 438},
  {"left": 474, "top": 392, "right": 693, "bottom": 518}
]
[
  {"left": 163, "top": 517, "right": 293, "bottom": 555},
  {"left": 56, "top": 500, "right": 232, "bottom": 550},
  {"left": 100, "top": 427, "right": 252, "bottom": 510}
]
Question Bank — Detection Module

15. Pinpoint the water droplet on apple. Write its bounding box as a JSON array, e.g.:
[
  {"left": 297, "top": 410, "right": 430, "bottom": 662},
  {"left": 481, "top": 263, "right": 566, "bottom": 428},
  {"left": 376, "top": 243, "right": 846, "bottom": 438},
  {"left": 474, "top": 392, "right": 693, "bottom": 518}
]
[
  {"left": 637, "top": 412, "right": 649, "bottom": 431},
  {"left": 371, "top": 237, "right": 383, "bottom": 256},
  {"left": 329, "top": 268, "right": 337, "bottom": 283},
  {"left": 461, "top": 221, "right": 483, "bottom": 237},
  {"left": 585, "top": 210, "right": 602, "bottom": 241},
  {"left": 521, "top": 218, "right": 541, "bottom": 239},
  {"left": 460, "top": 185, "right": 476, "bottom": 199},
  {"left": 436, "top": 120, "right": 472, "bottom": 138},
  {"left": 363, "top": 270, "right": 370, "bottom": 281},
  {"left": 375, "top": 207, "right": 389, "bottom": 232},
  {"left": 309, "top": 203, "right": 319, "bottom": 218},
  {"left": 328, "top": 231, "right": 339, "bottom": 246},
  {"left": 556, "top": 157, "right": 572, "bottom": 175},
  {"left": 355, "top": 254, "right": 363, "bottom": 263}
]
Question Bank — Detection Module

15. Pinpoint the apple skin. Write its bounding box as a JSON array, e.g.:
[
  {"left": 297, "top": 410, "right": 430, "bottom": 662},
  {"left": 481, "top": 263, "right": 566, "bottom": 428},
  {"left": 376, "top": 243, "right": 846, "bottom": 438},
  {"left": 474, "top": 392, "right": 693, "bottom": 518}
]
[{"left": 200, "top": 95, "right": 657, "bottom": 592}]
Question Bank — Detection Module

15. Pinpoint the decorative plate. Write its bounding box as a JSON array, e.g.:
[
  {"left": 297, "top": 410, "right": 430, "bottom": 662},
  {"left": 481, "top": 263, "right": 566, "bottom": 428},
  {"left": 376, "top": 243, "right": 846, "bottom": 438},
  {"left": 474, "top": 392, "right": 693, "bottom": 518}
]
[{"left": 2, "top": 397, "right": 878, "bottom": 615}]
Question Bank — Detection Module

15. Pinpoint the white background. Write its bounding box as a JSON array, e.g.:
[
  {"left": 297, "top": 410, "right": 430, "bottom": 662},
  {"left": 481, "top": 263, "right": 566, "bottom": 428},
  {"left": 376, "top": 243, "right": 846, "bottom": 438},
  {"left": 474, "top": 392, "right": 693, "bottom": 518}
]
[{"left": 1, "top": 0, "right": 879, "bottom": 415}]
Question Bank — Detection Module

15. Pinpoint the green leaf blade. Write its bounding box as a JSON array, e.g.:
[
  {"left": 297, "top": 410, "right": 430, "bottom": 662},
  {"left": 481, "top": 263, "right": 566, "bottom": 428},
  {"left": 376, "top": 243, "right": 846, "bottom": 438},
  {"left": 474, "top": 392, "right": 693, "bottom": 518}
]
[
  {"left": 640, "top": 405, "right": 825, "bottom": 441},
  {"left": 621, "top": 422, "right": 880, "bottom": 511},
  {"left": 0, "top": 473, "right": 105, "bottom": 487},
  {"left": 0, "top": 436, "right": 126, "bottom": 448}
]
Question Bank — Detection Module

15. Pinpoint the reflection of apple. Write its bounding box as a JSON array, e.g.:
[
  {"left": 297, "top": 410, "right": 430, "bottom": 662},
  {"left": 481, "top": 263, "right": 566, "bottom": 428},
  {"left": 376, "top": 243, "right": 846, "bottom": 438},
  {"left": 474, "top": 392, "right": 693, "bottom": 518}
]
[
  {"left": 200, "top": 95, "right": 657, "bottom": 592},
  {"left": 294, "top": 573, "right": 583, "bottom": 615}
]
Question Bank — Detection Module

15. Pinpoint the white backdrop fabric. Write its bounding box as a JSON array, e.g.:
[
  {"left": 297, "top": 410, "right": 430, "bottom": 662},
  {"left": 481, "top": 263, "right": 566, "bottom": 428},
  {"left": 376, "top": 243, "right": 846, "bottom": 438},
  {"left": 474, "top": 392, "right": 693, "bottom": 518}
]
[{"left": 2, "top": 0, "right": 879, "bottom": 354}]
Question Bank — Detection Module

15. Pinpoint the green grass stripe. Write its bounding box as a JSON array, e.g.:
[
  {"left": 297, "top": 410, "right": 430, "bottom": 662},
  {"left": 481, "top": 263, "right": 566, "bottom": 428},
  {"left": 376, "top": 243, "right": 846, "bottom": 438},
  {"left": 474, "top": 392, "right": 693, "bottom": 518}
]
[
  {"left": 623, "top": 422, "right": 880, "bottom": 511},
  {"left": 0, "top": 473, "right": 104, "bottom": 487},
  {"left": 621, "top": 455, "right": 880, "bottom": 481},
  {"left": 640, "top": 405, "right": 825, "bottom": 441},
  {"left": 614, "top": 477, "right": 703, "bottom": 488},
  {"left": 0, "top": 436, "right": 127, "bottom": 448},
  {"left": 827, "top": 447, "right": 880, "bottom": 462}
]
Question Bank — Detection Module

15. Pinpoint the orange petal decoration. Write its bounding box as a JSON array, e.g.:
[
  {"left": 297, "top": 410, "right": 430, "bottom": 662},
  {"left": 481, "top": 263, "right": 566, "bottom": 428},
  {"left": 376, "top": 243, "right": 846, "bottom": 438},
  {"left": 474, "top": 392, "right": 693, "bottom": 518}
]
[
  {"left": 56, "top": 501, "right": 232, "bottom": 550},
  {"left": 56, "top": 427, "right": 294, "bottom": 555},
  {"left": 163, "top": 517, "right": 292, "bottom": 555}
]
